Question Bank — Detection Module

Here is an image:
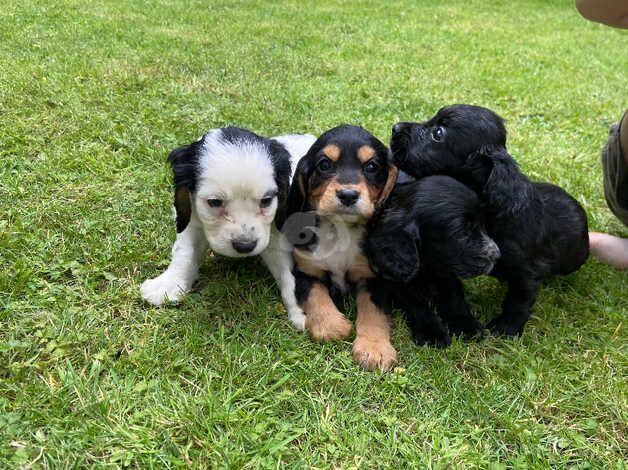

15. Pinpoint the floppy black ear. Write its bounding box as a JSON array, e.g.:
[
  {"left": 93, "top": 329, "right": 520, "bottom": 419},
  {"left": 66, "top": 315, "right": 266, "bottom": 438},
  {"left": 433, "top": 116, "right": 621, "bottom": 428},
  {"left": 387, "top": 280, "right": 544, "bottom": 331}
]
[
  {"left": 167, "top": 140, "right": 201, "bottom": 233},
  {"left": 467, "top": 144, "right": 533, "bottom": 217},
  {"left": 366, "top": 215, "right": 421, "bottom": 283},
  {"left": 282, "top": 155, "right": 320, "bottom": 249},
  {"left": 267, "top": 140, "right": 293, "bottom": 230},
  {"left": 286, "top": 156, "right": 312, "bottom": 218}
]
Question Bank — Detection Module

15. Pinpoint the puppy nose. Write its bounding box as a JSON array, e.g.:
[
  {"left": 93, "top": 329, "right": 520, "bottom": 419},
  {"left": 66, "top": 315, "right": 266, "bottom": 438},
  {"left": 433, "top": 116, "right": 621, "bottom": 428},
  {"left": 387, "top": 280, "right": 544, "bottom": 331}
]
[
  {"left": 232, "top": 238, "right": 257, "bottom": 254},
  {"left": 392, "top": 123, "right": 406, "bottom": 134},
  {"left": 337, "top": 189, "right": 360, "bottom": 206}
]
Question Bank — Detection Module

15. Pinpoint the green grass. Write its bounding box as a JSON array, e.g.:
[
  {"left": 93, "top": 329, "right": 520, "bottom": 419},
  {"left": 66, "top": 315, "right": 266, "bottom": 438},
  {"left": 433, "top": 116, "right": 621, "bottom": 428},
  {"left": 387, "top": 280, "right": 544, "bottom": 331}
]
[{"left": 1, "top": 0, "right": 627, "bottom": 467}]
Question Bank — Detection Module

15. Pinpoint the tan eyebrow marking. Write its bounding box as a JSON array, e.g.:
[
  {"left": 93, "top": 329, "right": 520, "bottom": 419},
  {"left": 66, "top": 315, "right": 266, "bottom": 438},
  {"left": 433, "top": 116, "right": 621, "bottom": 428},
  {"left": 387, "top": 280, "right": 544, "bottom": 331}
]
[
  {"left": 357, "top": 145, "right": 375, "bottom": 163},
  {"left": 322, "top": 144, "right": 341, "bottom": 161}
]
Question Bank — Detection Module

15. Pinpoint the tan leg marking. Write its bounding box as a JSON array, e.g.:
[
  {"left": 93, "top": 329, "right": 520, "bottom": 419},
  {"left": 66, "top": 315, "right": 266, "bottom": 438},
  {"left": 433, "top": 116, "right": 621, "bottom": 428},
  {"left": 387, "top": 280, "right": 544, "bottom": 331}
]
[
  {"left": 303, "top": 283, "right": 353, "bottom": 341},
  {"left": 352, "top": 289, "right": 397, "bottom": 371}
]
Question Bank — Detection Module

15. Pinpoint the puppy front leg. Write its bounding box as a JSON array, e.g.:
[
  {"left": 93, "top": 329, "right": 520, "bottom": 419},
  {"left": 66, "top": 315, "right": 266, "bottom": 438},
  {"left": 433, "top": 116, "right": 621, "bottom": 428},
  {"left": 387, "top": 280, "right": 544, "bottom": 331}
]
[
  {"left": 487, "top": 277, "right": 542, "bottom": 336},
  {"left": 140, "top": 220, "right": 208, "bottom": 305},
  {"left": 295, "top": 271, "right": 352, "bottom": 341},
  {"left": 435, "top": 277, "right": 483, "bottom": 339},
  {"left": 261, "top": 228, "right": 306, "bottom": 331},
  {"left": 352, "top": 287, "right": 397, "bottom": 372}
]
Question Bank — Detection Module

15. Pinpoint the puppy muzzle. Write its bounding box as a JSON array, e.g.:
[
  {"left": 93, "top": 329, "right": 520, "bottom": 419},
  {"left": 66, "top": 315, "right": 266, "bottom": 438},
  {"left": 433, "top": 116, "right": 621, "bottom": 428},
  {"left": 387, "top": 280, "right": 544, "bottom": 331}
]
[
  {"left": 485, "top": 240, "right": 501, "bottom": 260},
  {"left": 482, "top": 241, "right": 501, "bottom": 273}
]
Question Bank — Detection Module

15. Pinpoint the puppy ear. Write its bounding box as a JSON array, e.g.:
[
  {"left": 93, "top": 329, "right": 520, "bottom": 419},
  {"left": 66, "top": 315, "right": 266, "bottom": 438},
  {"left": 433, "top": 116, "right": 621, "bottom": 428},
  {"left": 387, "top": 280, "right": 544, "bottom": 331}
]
[
  {"left": 268, "top": 140, "right": 293, "bottom": 230},
  {"left": 282, "top": 157, "right": 317, "bottom": 249},
  {"left": 167, "top": 140, "right": 201, "bottom": 233},
  {"left": 286, "top": 156, "right": 312, "bottom": 217},
  {"left": 469, "top": 144, "right": 533, "bottom": 216},
  {"left": 366, "top": 214, "right": 421, "bottom": 283},
  {"left": 173, "top": 187, "right": 192, "bottom": 233},
  {"left": 376, "top": 157, "right": 399, "bottom": 209}
]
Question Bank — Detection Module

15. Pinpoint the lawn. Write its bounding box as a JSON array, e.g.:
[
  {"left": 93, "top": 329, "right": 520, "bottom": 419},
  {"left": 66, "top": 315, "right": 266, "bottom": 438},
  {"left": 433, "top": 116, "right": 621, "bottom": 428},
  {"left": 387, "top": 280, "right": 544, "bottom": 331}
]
[{"left": 1, "top": 0, "right": 627, "bottom": 467}]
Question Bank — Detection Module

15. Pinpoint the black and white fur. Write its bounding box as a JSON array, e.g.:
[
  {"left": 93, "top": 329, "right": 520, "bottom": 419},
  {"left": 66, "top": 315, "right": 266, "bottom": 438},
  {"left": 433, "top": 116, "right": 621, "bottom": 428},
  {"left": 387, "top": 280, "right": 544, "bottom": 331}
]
[
  {"left": 390, "top": 104, "right": 589, "bottom": 336},
  {"left": 140, "top": 127, "right": 315, "bottom": 330}
]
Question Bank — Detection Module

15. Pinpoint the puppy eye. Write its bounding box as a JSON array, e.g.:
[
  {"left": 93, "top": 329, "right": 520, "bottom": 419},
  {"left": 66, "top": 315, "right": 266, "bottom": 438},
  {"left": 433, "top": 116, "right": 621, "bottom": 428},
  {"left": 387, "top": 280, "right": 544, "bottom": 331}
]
[
  {"left": 431, "top": 126, "right": 446, "bottom": 142},
  {"left": 259, "top": 196, "right": 274, "bottom": 208},
  {"left": 317, "top": 157, "right": 333, "bottom": 172},
  {"left": 363, "top": 160, "right": 380, "bottom": 174},
  {"left": 208, "top": 199, "right": 223, "bottom": 208}
]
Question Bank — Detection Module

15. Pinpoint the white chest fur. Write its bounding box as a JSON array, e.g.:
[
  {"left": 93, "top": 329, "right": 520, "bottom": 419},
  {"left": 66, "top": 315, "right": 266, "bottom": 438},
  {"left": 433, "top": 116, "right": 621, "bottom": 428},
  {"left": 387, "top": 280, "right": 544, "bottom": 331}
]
[{"left": 295, "top": 219, "right": 373, "bottom": 293}]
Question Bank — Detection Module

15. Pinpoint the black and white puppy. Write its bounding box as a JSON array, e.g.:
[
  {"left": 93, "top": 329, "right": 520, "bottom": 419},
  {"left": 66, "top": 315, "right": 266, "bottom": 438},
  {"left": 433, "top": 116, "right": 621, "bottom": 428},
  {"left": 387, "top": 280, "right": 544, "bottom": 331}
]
[
  {"left": 140, "top": 127, "right": 316, "bottom": 330},
  {"left": 390, "top": 104, "right": 589, "bottom": 336},
  {"left": 285, "top": 125, "right": 398, "bottom": 371},
  {"left": 366, "top": 174, "right": 501, "bottom": 347}
]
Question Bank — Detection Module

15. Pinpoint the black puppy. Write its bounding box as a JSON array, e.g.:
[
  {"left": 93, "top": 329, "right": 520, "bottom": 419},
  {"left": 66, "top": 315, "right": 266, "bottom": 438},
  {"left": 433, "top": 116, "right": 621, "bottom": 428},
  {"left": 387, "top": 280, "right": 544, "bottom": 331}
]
[
  {"left": 366, "top": 174, "right": 500, "bottom": 347},
  {"left": 390, "top": 104, "right": 589, "bottom": 336}
]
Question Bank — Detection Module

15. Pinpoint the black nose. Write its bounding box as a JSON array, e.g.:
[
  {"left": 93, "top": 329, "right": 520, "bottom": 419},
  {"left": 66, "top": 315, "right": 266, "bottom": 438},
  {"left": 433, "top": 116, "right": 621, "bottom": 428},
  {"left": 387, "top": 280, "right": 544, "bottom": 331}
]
[
  {"left": 337, "top": 189, "right": 360, "bottom": 206},
  {"left": 232, "top": 238, "right": 257, "bottom": 253},
  {"left": 392, "top": 123, "right": 406, "bottom": 134}
]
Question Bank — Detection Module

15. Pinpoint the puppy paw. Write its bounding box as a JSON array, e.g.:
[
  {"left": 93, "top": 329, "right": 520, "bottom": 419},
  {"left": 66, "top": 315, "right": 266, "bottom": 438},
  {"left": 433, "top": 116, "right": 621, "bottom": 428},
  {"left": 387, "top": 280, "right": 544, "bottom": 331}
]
[
  {"left": 140, "top": 274, "right": 191, "bottom": 305},
  {"left": 306, "top": 310, "right": 353, "bottom": 342},
  {"left": 287, "top": 308, "right": 306, "bottom": 331},
  {"left": 352, "top": 336, "right": 398, "bottom": 372},
  {"left": 487, "top": 318, "right": 524, "bottom": 337},
  {"left": 446, "top": 315, "right": 484, "bottom": 340},
  {"left": 412, "top": 328, "right": 451, "bottom": 349}
]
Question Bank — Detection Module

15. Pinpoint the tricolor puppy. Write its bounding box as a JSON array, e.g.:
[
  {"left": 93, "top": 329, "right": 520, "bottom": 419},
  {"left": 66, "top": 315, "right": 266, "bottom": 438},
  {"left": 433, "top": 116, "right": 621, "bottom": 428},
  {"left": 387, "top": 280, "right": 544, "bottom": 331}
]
[
  {"left": 140, "top": 127, "right": 316, "bottom": 330},
  {"left": 284, "top": 125, "right": 398, "bottom": 371}
]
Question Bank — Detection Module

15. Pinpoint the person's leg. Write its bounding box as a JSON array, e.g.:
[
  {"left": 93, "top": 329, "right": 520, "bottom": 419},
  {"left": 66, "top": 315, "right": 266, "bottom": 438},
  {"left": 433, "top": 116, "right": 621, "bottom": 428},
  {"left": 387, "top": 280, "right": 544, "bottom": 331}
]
[
  {"left": 603, "top": 110, "right": 628, "bottom": 222},
  {"left": 620, "top": 110, "right": 628, "bottom": 166},
  {"left": 589, "top": 110, "right": 628, "bottom": 269}
]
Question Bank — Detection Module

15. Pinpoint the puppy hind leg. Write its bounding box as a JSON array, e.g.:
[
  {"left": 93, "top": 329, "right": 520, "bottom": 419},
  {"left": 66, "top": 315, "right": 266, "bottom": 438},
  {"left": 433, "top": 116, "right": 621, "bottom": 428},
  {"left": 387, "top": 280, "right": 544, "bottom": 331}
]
[
  {"left": 435, "top": 277, "right": 483, "bottom": 339},
  {"left": 140, "top": 221, "right": 208, "bottom": 305},
  {"left": 400, "top": 291, "right": 451, "bottom": 349},
  {"left": 487, "top": 278, "right": 542, "bottom": 337}
]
